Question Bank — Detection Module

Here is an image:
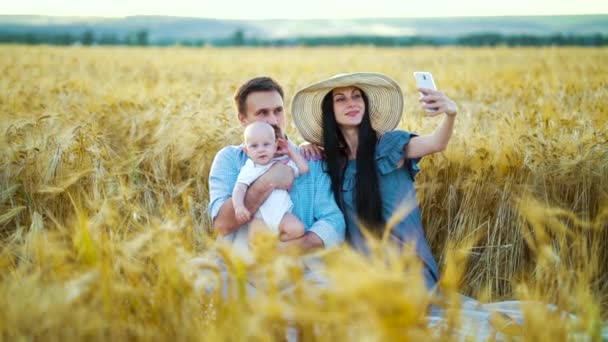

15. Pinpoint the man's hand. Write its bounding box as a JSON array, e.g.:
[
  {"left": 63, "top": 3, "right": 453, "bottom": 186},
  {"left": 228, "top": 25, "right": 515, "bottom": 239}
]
[
  {"left": 263, "top": 162, "right": 295, "bottom": 191},
  {"left": 278, "top": 231, "right": 324, "bottom": 253}
]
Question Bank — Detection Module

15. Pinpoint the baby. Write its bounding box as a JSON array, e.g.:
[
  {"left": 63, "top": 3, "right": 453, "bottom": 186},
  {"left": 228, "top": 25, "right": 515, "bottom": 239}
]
[{"left": 232, "top": 121, "right": 309, "bottom": 242}]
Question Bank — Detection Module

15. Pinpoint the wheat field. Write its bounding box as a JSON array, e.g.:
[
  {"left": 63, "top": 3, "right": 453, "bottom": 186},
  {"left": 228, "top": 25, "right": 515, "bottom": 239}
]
[{"left": 1, "top": 45, "right": 607, "bottom": 340}]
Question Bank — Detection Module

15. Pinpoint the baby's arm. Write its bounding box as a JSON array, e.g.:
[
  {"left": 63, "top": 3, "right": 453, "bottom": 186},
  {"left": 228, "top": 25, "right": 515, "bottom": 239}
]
[
  {"left": 279, "top": 139, "right": 309, "bottom": 175},
  {"left": 232, "top": 183, "right": 251, "bottom": 224}
]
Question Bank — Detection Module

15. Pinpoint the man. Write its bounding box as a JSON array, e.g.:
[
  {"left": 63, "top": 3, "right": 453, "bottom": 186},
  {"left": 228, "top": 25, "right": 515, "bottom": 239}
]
[{"left": 208, "top": 77, "right": 345, "bottom": 255}]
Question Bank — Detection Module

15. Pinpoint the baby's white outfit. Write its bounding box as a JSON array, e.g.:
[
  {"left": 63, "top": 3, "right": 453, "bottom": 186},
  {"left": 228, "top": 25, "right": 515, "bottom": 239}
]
[{"left": 236, "top": 156, "right": 299, "bottom": 232}]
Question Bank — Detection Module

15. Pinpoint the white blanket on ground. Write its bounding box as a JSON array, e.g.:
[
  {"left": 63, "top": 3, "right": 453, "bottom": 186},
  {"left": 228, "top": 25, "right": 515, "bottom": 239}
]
[
  {"left": 427, "top": 295, "right": 606, "bottom": 341},
  {"left": 188, "top": 255, "right": 607, "bottom": 340}
]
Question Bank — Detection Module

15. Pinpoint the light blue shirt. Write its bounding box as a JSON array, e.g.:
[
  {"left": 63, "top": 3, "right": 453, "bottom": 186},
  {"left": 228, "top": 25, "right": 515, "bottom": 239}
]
[{"left": 208, "top": 145, "right": 345, "bottom": 248}]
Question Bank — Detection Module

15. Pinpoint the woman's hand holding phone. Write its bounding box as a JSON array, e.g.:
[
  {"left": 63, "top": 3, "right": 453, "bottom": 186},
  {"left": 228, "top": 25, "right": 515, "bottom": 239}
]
[{"left": 413, "top": 72, "right": 458, "bottom": 117}]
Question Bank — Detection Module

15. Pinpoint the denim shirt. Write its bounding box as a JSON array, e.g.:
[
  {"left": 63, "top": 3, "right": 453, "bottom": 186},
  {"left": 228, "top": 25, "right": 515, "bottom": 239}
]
[
  {"left": 208, "top": 144, "right": 345, "bottom": 248},
  {"left": 342, "top": 130, "right": 440, "bottom": 286}
]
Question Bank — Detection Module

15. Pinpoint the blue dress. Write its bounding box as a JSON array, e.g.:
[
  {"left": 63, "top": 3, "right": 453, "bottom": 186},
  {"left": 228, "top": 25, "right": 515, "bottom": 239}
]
[{"left": 342, "top": 130, "right": 440, "bottom": 288}]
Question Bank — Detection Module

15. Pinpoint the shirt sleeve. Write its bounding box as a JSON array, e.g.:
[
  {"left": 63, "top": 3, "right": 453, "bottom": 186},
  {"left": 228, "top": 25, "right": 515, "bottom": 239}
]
[
  {"left": 306, "top": 161, "right": 345, "bottom": 248},
  {"left": 208, "top": 147, "right": 241, "bottom": 221},
  {"left": 376, "top": 130, "right": 422, "bottom": 179}
]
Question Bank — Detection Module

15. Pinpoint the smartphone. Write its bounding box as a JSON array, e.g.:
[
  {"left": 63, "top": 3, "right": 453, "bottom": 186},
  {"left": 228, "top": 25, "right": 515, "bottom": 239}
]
[{"left": 413, "top": 71, "right": 437, "bottom": 113}]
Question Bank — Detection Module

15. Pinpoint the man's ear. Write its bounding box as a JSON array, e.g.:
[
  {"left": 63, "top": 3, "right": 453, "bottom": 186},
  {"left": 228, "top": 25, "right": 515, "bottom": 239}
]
[{"left": 238, "top": 113, "right": 248, "bottom": 127}]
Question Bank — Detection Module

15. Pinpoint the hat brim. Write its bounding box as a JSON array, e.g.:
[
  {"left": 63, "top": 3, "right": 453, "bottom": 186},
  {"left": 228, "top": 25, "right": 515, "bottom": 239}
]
[{"left": 291, "top": 72, "right": 404, "bottom": 147}]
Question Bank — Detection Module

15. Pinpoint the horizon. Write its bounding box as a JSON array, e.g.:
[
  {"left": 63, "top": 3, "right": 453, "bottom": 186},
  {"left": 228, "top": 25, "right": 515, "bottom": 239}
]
[
  {"left": 2, "top": 0, "right": 608, "bottom": 20},
  {"left": 2, "top": 13, "right": 607, "bottom": 21}
]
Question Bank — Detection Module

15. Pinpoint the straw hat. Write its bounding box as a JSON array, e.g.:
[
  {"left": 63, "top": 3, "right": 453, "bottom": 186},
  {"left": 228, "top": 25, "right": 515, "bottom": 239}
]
[{"left": 291, "top": 72, "right": 404, "bottom": 146}]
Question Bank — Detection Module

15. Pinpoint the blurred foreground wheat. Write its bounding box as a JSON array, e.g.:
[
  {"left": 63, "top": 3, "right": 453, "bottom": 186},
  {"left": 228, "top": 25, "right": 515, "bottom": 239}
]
[{"left": 0, "top": 46, "right": 607, "bottom": 340}]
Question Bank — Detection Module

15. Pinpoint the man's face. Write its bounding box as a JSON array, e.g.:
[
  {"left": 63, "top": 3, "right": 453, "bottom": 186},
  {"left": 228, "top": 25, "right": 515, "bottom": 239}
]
[{"left": 239, "top": 91, "right": 286, "bottom": 136}]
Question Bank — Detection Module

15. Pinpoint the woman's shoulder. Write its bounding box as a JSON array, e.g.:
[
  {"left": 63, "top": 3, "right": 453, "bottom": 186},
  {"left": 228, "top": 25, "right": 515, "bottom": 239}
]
[
  {"left": 377, "top": 130, "right": 416, "bottom": 156},
  {"left": 376, "top": 130, "right": 421, "bottom": 177}
]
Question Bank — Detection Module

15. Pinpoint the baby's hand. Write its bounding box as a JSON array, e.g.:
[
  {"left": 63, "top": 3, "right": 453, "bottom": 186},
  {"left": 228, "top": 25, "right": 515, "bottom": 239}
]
[
  {"left": 276, "top": 138, "right": 291, "bottom": 156},
  {"left": 234, "top": 206, "right": 251, "bottom": 224}
]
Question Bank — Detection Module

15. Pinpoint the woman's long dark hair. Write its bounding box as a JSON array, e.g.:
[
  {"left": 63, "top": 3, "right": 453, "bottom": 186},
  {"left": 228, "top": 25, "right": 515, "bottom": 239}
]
[{"left": 322, "top": 89, "right": 384, "bottom": 234}]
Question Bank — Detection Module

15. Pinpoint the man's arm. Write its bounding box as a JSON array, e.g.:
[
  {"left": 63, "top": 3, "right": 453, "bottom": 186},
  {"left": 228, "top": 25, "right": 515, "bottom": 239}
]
[
  {"left": 279, "top": 231, "right": 324, "bottom": 252},
  {"left": 211, "top": 161, "right": 295, "bottom": 236}
]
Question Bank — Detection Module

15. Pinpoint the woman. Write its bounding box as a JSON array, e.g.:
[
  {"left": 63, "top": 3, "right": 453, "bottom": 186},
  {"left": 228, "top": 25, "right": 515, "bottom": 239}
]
[{"left": 291, "top": 72, "right": 458, "bottom": 289}]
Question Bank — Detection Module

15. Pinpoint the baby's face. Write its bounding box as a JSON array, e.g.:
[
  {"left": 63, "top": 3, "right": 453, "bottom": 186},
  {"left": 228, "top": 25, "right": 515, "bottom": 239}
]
[{"left": 245, "top": 132, "right": 277, "bottom": 165}]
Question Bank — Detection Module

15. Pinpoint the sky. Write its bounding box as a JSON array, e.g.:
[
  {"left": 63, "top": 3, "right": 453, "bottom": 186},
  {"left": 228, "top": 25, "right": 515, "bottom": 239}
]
[{"left": 2, "top": 0, "right": 608, "bottom": 19}]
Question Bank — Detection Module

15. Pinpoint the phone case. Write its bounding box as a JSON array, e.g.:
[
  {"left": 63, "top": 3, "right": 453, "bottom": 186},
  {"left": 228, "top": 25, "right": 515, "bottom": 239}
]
[
  {"left": 413, "top": 71, "right": 437, "bottom": 91},
  {"left": 413, "top": 72, "right": 437, "bottom": 113}
]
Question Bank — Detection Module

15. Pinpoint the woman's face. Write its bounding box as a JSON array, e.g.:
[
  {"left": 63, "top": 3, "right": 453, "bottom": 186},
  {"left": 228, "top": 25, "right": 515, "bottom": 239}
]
[{"left": 332, "top": 86, "right": 365, "bottom": 128}]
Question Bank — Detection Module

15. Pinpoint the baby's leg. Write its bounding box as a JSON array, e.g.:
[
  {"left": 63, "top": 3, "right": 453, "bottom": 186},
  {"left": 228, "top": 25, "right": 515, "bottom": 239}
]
[{"left": 278, "top": 213, "right": 305, "bottom": 241}]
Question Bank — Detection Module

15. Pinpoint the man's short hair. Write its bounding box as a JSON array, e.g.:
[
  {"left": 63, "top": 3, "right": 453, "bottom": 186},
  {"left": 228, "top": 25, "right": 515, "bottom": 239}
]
[{"left": 234, "top": 77, "right": 284, "bottom": 115}]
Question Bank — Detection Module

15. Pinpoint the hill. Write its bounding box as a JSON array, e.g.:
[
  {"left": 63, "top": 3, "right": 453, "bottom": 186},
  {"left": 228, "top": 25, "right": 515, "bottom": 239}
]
[{"left": 1, "top": 14, "right": 607, "bottom": 43}]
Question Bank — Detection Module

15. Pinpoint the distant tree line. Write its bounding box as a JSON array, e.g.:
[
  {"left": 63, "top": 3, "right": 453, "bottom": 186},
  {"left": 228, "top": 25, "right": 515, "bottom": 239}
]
[
  {"left": 456, "top": 32, "right": 607, "bottom": 46},
  {"left": 1, "top": 28, "right": 607, "bottom": 47},
  {"left": 0, "top": 29, "right": 149, "bottom": 46}
]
